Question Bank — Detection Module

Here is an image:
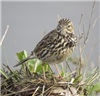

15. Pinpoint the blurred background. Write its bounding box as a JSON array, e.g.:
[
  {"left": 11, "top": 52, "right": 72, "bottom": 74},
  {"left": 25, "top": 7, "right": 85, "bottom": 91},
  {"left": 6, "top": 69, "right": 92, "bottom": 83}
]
[{"left": 1, "top": 1, "right": 99, "bottom": 73}]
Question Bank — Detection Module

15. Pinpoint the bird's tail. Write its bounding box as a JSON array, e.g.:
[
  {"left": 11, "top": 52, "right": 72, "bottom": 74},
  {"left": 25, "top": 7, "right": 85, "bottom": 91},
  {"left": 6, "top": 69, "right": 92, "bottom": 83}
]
[{"left": 14, "top": 53, "right": 36, "bottom": 67}]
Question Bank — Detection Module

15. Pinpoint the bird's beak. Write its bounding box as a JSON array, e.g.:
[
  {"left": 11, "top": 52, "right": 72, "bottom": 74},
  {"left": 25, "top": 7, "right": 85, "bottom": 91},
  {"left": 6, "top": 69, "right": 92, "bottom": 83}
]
[{"left": 62, "top": 27, "right": 66, "bottom": 29}]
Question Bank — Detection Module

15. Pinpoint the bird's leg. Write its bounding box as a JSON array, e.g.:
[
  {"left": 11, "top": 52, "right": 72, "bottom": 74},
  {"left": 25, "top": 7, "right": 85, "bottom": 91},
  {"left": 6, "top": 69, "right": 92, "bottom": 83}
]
[
  {"left": 54, "top": 64, "right": 67, "bottom": 82},
  {"left": 54, "top": 64, "right": 61, "bottom": 78},
  {"left": 42, "top": 63, "right": 47, "bottom": 82}
]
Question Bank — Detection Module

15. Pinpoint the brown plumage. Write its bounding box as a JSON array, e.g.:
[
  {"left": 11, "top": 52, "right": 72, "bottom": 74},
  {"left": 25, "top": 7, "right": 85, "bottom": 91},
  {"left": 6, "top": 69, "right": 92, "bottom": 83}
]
[{"left": 14, "top": 18, "right": 77, "bottom": 81}]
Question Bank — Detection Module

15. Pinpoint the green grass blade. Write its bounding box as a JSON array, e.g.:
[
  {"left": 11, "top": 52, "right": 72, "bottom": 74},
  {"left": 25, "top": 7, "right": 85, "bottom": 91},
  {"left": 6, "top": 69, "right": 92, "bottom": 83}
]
[{"left": 0, "top": 69, "right": 8, "bottom": 79}]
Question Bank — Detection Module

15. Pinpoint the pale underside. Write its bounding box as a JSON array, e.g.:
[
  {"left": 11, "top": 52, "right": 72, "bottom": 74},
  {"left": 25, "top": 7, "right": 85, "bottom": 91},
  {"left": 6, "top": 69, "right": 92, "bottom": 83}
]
[{"left": 34, "top": 29, "right": 77, "bottom": 65}]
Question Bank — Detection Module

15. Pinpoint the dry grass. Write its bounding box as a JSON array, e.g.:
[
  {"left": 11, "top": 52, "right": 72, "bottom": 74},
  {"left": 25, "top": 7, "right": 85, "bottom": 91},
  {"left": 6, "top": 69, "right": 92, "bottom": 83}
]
[{"left": 1, "top": 1, "right": 100, "bottom": 96}]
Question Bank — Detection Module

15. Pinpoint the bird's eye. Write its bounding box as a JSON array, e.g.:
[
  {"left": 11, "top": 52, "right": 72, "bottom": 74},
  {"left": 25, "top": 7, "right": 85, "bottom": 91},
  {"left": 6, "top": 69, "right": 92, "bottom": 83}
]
[{"left": 68, "top": 25, "right": 71, "bottom": 28}]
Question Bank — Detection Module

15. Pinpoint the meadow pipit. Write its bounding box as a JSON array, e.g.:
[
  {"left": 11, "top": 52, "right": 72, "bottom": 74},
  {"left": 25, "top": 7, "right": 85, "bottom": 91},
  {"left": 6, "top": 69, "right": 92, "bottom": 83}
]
[{"left": 14, "top": 18, "right": 77, "bottom": 82}]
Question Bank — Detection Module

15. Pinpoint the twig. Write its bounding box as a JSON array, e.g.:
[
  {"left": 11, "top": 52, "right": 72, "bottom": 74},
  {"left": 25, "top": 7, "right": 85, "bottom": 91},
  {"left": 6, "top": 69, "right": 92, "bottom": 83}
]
[
  {"left": 90, "top": 16, "right": 100, "bottom": 36},
  {"left": 3, "top": 87, "right": 36, "bottom": 96},
  {"left": 57, "top": 14, "right": 60, "bottom": 21},
  {"left": 2, "top": 63, "right": 13, "bottom": 74},
  {"left": 78, "top": 13, "right": 83, "bottom": 75},
  {"left": 79, "top": 1, "right": 97, "bottom": 75},
  {"left": 33, "top": 59, "right": 39, "bottom": 72},
  {"left": 64, "top": 70, "right": 77, "bottom": 78},
  {"left": 3, "top": 44, "right": 9, "bottom": 65},
  {"left": 87, "top": 40, "right": 99, "bottom": 61},
  {"left": 80, "top": 67, "right": 98, "bottom": 96},
  {"left": 83, "top": 22, "right": 85, "bottom": 43},
  {"left": 81, "top": 16, "right": 100, "bottom": 55},
  {"left": 41, "top": 85, "right": 45, "bottom": 96},
  {"left": 0, "top": 25, "right": 9, "bottom": 46},
  {"left": 78, "top": 13, "right": 84, "bottom": 36},
  {"left": 32, "top": 86, "right": 40, "bottom": 96},
  {"left": 65, "top": 60, "right": 72, "bottom": 73},
  {"left": 85, "top": 1, "right": 96, "bottom": 43}
]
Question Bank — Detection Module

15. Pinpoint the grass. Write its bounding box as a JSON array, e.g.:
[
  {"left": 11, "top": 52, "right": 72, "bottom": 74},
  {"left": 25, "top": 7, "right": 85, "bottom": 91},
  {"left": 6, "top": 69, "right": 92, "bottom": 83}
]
[
  {"left": 1, "top": 51, "right": 100, "bottom": 96},
  {"left": 1, "top": 1, "right": 100, "bottom": 96}
]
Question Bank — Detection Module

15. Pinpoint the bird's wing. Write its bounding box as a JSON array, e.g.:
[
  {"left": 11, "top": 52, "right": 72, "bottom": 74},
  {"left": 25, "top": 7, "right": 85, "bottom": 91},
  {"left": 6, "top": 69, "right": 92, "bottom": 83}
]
[{"left": 33, "top": 29, "right": 59, "bottom": 53}]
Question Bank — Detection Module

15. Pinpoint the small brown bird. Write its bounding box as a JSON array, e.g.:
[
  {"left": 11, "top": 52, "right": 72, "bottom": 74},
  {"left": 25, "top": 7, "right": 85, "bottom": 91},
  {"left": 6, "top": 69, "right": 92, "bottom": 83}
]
[{"left": 14, "top": 18, "right": 77, "bottom": 81}]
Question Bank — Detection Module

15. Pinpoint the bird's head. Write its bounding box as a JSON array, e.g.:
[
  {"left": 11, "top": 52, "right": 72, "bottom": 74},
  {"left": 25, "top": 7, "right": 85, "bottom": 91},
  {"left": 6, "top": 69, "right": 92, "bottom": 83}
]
[{"left": 56, "top": 18, "right": 74, "bottom": 36}]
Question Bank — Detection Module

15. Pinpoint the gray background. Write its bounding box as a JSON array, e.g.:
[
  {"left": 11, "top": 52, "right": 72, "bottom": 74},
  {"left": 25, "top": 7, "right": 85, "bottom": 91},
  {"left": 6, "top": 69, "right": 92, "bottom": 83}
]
[{"left": 1, "top": 1, "right": 99, "bottom": 72}]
